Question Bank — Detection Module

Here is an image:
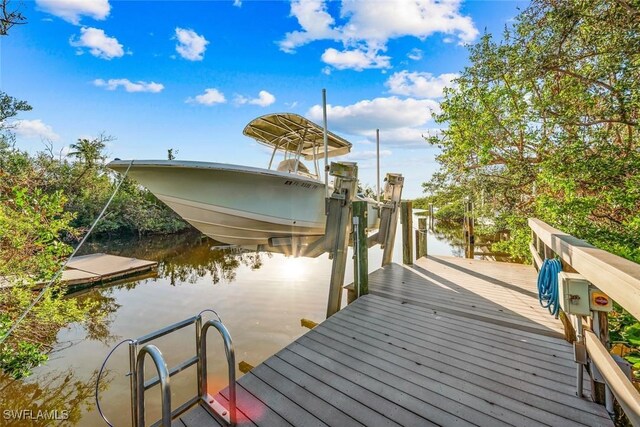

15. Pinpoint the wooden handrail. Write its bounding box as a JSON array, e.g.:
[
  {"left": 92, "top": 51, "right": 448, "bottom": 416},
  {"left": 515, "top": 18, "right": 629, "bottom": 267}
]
[
  {"left": 528, "top": 218, "right": 640, "bottom": 320},
  {"left": 585, "top": 330, "right": 640, "bottom": 425}
]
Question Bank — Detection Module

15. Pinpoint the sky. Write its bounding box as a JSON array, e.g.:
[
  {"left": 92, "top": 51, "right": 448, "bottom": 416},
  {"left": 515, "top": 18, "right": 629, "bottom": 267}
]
[{"left": 2, "top": 0, "right": 528, "bottom": 198}]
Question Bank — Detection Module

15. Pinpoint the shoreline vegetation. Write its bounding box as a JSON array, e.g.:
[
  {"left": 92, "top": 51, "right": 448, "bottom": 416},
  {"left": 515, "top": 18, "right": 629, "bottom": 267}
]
[
  {"left": 0, "top": 92, "right": 192, "bottom": 378},
  {"left": 415, "top": 0, "right": 640, "bottom": 383}
]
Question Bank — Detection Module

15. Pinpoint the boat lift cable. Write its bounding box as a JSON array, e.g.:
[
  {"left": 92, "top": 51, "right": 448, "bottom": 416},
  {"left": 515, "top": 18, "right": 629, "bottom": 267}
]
[
  {"left": 0, "top": 160, "right": 134, "bottom": 346},
  {"left": 537, "top": 258, "right": 562, "bottom": 318}
]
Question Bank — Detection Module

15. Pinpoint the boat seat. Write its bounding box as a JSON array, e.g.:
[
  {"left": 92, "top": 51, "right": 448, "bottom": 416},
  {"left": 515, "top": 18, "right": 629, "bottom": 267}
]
[{"left": 277, "top": 159, "right": 311, "bottom": 174}]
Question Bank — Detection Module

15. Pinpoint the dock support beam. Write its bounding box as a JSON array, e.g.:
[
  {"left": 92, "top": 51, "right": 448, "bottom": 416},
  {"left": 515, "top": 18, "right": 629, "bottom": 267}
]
[
  {"left": 352, "top": 200, "right": 368, "bottom": 300},
  {"left": 416, "top": 217, "right": 427, "bottom": 259},
  {"left": 401, "top": 201, "right": 413, "bottom": 265},
  {"left": 325, "top": 162, "right": 358, "bottom": 318},
  {"left": 377, "top": 174, "right": 404, "bottom": 267},
  {"left": 463, "top": 198, "right": 474, "bottom": 259},
  {"left": 428, "top": 203, "right": 434, "bottom": 229}
]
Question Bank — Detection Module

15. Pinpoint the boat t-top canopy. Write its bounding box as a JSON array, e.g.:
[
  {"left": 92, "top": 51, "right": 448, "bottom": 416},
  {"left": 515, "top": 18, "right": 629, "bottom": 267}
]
[{"left": 243, "top": 113, "right": 352, "bottom": 160}]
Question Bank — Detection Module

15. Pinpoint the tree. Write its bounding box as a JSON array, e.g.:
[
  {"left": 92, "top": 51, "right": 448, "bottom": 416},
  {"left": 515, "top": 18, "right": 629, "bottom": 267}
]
[
  {"left": 0, "top": 0, "right": 26, "bottom": 36},
  {"left": 425, "top": 0, "right": 640, "bottom": 262}
]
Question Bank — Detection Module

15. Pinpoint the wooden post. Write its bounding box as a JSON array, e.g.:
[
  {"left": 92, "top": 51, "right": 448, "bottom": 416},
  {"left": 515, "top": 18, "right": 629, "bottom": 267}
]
[
  {"left": 416, "top": 217, "right": 427, "bottom": 259},
  {"left": 428, "top": 203, "right": 434, "bottom": 229},
  {"left": 463, "top": 199, "right": 474, "bottom": 259},
  {"left": 401, "top": 201, "right": 413, "bottom": 265},
  {"left": 378, "top": 174, "right": 404, "bottom": 267},
  {"left": 352, "top": 200, "right": 368, "bottom": 299},
  {"left": 325, "top": 162, "right": 358, "bottom": 318}
]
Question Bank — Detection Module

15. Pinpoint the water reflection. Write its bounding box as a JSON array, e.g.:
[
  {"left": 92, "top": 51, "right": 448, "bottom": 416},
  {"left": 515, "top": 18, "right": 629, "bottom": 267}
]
[
  {"left": 80, "top": 231, "right": 270, "bottom": 285},
  {"left": 19, "top": 231, "right": 340, "bottom": 426},
  {"left": 427, "top": 218, "right": 517, "bottom": 263},
  {"left": 0, "top": 370, "right": 110, "bottom": 426}
]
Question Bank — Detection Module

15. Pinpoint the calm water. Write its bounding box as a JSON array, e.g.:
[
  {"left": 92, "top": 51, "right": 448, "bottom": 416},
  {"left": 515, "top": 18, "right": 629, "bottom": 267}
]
[{"left": 1, "top": 218, "right": 506, "bottom": 426}]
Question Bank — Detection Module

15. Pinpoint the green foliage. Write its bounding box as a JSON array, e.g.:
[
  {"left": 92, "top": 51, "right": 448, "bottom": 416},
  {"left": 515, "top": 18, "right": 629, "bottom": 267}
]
[
  {"left": 423, "top": 0, "right": 640, "bottom": 370},
  {"left": 0, "top": 341, "right": 48, "bottom": 379},
  {"left": 424, "top": 0, "right": 640, "bottom": 261}
]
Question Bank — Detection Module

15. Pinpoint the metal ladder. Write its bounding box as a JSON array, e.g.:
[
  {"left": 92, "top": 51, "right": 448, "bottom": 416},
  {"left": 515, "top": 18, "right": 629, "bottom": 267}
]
[{"left": 128, "top": 310, "right": 236, "bottom": 427}]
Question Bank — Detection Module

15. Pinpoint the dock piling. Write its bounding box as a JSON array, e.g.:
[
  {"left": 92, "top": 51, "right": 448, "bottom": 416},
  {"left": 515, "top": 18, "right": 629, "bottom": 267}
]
[
  {"left": 352, "top": 200, "right": 368, "bottom": 299},
  {"left": 377, "top": 174, "right": 404, "bottom": 267},
  {"left": 325, "top": 162, "right": 358, "bottom": 318},
  {"left": 401, "top": 201, "right": 413, "bottom": 265},
  {"left": 416, "top": 217, "right": 427, "bottom": 259},
  {"left": 463, "top": 198, "right": 474, "bottom": 259}
]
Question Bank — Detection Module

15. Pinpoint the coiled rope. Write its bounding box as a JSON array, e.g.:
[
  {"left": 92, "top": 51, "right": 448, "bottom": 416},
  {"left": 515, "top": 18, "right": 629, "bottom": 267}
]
[{"left": 537, "top": 258, "right": 562, "bottom": 318}]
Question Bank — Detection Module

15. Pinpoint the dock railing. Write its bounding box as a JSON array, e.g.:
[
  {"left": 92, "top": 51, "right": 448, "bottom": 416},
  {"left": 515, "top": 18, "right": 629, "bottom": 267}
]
[{"left": 528, "top": 218, "right": 640, "bottom": 425}]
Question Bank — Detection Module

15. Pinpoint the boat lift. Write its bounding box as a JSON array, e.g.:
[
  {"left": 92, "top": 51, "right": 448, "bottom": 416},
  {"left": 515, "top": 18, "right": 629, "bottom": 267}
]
[{"left": 260, "top": 161, "right": 404, "bottom": 317}]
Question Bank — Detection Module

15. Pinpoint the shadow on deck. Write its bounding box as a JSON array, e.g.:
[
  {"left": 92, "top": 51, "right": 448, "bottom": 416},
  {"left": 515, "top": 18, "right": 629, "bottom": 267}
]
[{"left": 176, "top": 255, "right": 613, "bottom": 427}]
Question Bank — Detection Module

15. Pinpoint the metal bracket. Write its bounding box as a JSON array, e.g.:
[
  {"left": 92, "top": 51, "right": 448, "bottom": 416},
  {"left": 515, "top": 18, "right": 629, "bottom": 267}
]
[{"left": 574, "top": 342, "right": 587, "bottom": 364}]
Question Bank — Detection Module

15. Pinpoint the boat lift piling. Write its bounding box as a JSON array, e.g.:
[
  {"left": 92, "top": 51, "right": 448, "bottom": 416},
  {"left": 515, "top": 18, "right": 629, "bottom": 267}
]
[{"left": 324, "top": 162, "right": 358, "bottom": 317}]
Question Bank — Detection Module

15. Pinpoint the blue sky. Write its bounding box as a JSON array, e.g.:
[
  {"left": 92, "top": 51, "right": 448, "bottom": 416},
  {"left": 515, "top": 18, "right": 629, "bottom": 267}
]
[{"left": 3, "top": 0, "right": 527, "bottom": 198}]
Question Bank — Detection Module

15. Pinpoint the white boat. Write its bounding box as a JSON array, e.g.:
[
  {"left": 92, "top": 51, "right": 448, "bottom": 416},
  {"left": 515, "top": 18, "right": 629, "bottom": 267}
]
[{"left": 108, "top": 113, "right": 373, "bottom": 247}]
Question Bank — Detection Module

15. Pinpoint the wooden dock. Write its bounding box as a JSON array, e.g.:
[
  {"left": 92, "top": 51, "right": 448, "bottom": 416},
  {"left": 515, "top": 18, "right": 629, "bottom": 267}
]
[
  {"left": 62, "top": 253, "right": 157, "bottom": 287},
  {"left": 176, "top": 255, "right": 613, "bottom": 426}
]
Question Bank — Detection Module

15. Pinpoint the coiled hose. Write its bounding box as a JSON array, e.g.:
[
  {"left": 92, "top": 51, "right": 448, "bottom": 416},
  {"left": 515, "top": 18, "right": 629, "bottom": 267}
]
[{"left": 537, "top": 258, "right": 562, "bottom": 318}]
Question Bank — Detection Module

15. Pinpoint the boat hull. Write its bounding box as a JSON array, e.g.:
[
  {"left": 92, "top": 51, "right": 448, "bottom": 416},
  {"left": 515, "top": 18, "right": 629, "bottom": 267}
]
[{"left": 108, "top": 161, "right": 327, "bottom": 246}]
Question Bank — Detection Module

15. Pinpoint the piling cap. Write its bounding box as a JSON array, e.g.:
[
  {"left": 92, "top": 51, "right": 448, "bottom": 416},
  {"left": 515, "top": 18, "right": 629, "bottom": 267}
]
[{"left": 329, "top": 162, "right": 358, "bottom": 179}]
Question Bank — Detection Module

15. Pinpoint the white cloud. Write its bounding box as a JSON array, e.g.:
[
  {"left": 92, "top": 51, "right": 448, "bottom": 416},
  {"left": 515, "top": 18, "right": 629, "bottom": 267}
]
[
  {"left": 175, "top": 27, "right": 209, "bottom": 61},
  {"left": 407, "top": 48, "right": 423, "bottom": 61},
  {"left": 188, "top": 88, "right": 226, "bottom": 106},
  {"left": 308, "top": 96, "right": 439, "bottom": 134},
  {"left": 386, "top": 71, "right": 459, "bottom": 99},
  {"left": 93, "top": 78, "right": 164, "bottom": 93},
  {"left": 279, "top": 0, "right": 478, "bottom": 70},
  {"left": 280, "top": 0, "right": 338, "bottom": 53},
  {"left": 36, "top": 0, "right": 110, "bottom": 24},
  {"left": 307, "top": 96, "right": 439, "bottom": 147},
  {"left": 233, "top": 0, "right": 242, "bottom": 7},
  {"left": 345, "top": 149, "right": 392, "bottom": 161},
  {"left": 321, "top": 47, "right": 390, "bottom": 71},
  {"left": 235, "top": 90, "right": 276, "bottom": 107},
  {"left": 12, "top": 119, "right": 60, "bottom": 141},
  {"left": 70, "top": 27, "right": 125, "bottom": 59}
]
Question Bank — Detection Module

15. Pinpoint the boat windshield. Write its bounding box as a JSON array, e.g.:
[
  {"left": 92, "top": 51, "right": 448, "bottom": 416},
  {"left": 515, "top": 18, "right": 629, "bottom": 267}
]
[{"left": 243, "top": 113, "right": 352, "bottom": 180}]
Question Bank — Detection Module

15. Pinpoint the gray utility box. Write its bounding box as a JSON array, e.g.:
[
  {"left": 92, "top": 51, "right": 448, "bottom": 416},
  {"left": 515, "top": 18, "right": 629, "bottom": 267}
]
[{"left": 558, "top": 272, "right": 592, "bottom": 316}]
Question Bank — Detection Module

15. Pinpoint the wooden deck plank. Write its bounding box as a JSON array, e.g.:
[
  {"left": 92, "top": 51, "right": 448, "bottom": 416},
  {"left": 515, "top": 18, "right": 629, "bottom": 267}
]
[
  {"left": 238, "top": 373, "right": 327, "bottom": 427},
  {"left": 219, "top": 383, "right": 291, "bottom": 427},
  {"left": 367, "top": 265, "right": 562, "bottom": 333},
  {"left": 263, "top": 355, "right": 401, "bottom": 427},
  {"left": 285, "top": 341, "right": 477, "bottom": 427},
  {"left": 275, "top": 349, "right": 426, "bottom": 427},
  {"left": 343, "top": 304, "right": 575, "bottom": 372},
  {"left": 177, "top": 404, "right": 222, "bottom": 427},
  {"left": 176, "top": 256, "right": 613, "bottom": 426},
  {"left": 301, "top": 330, "right": 593, "bottom": 427},
  {"left": 314, "top": 305, "right": 609, "bottom": 423},
  {"left": 250, "top": 363, "right": 363, "bottom": 427},
  {"left": 361, "top": 295, "right": 570, "bottom": 350}
]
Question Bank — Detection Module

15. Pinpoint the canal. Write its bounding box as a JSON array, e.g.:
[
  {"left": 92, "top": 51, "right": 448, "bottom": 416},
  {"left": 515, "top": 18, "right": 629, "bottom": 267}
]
[{"left": 1, "top": 218, "right": 512, "bottom": 426}]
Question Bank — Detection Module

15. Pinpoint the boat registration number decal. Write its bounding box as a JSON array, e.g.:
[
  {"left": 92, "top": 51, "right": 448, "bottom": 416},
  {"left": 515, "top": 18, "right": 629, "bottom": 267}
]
[{"left": 284, "top": 180, "right": 319, "bottom": 190}]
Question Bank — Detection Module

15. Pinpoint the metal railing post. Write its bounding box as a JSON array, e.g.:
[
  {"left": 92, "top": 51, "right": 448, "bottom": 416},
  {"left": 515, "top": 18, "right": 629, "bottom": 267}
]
[
  {"left": 129, "top": 340, "right": 138, "bottom": 427},
  {"left": 136, "top": 345, "right": 171, "bottom": 427},
  {"left": 200, "top": 320, "right": 237, "bottom": 427},
  {"left": 196, "top": 315, "right": 203, "bottom": 397}
]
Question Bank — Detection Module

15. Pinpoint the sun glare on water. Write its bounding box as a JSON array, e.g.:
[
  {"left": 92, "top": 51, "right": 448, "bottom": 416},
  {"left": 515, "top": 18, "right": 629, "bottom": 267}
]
[{"left": 280, "top": 256, "right": 307, "bottom": 281}]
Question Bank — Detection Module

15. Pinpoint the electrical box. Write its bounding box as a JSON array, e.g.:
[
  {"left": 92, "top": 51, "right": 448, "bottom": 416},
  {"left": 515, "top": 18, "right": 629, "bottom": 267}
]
[
  {"left": 558, "top": 272, "right": 591, "bottom": 316},
  {"left": 589, "top": 287, "right": 613, "bottom": 312}
]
